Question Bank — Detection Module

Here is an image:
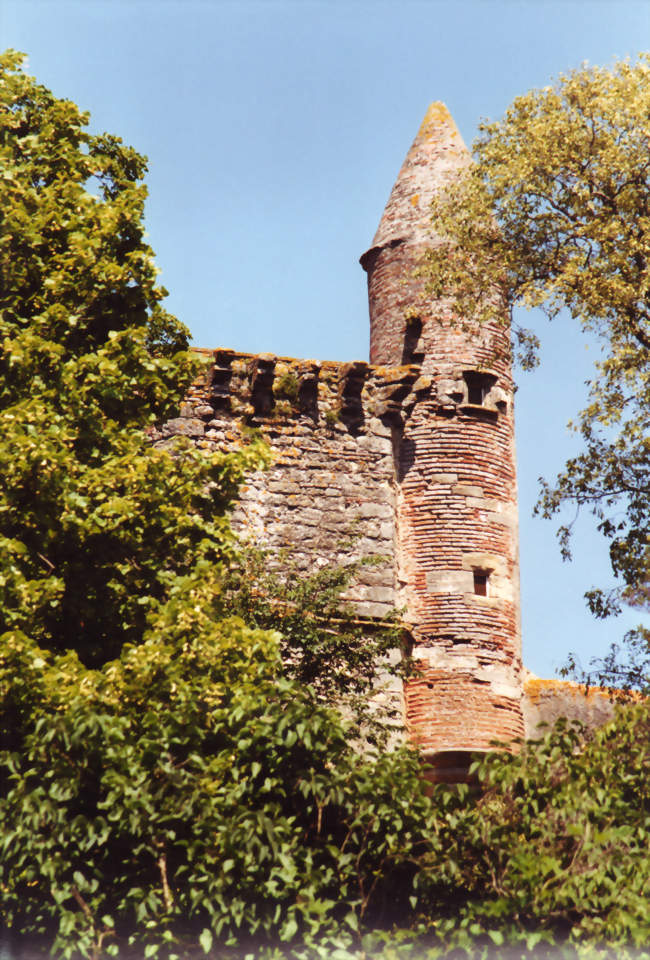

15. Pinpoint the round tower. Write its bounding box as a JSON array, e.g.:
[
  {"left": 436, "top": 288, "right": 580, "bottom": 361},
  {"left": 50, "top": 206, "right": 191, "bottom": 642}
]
[{"left": 361, "top": 104, "right": 523, "bottom": 778}]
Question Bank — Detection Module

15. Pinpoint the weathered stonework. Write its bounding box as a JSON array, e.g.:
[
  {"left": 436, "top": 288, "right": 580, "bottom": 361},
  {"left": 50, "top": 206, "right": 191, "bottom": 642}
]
[
  {"left": 523, "top": 673, "right": 623, "bottom": 739},
  {"left": 154, "top": 350, "right": 422, "bottom": 621}
]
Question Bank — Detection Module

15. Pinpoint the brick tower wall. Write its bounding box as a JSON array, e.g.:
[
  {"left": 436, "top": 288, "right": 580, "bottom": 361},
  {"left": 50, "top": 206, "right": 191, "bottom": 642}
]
[
  {"left": 396, "top": 384, "right": 522, "bottom": 753},
  {"left": 362, "top": 104, "right": 524, "bottom": 755}
]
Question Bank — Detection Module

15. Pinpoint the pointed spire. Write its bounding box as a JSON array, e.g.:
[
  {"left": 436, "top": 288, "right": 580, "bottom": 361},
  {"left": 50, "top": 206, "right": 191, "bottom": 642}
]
[{"left": 361, "top": 102, "right": 469, "bottom": 266}]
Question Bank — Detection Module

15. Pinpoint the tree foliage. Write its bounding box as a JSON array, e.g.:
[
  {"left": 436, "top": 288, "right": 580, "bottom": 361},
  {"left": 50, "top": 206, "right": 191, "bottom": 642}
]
[
  {"left": 0, "top": 52, "right": 425, "bottom": 958},
  {"left": 354, "top": 707, "right": 649, "bottom": 960},
  {"left": 0, "top": 49, "right": 266, "bottom": 666},
  {"left": 0, "top": 570, "right": 435, "bottom": 960},
  {"left": 420, "top": 56, "right": 650, "bottom": 676},
  {"left": 220, "top": 549, "right": 407, "bottom": 746},
  {"left": 7, "top": 624, "right": 650, "bottom": 960}
]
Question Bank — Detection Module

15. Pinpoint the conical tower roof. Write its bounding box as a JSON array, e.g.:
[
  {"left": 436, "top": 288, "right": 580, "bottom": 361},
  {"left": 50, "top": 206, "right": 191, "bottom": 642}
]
[{"left": 361, "top": 102, "right": 469, "bottom": 268}]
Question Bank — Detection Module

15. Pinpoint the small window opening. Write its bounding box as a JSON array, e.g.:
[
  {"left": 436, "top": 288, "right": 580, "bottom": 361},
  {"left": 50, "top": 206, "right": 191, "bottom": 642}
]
[
  {"left": 473, "top": 571, "right": 489, "bottom": 596},
  {"left": 464, "top": 371, "right": 496, "bottom": 406},
  {"left": 402, "top": 316, "right": 424, "bottom": 364}
]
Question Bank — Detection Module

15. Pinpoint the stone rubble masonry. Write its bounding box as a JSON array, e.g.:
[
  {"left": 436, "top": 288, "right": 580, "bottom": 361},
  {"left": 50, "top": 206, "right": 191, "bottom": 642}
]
[
  {"left": 153, "top": 349, "right": 422, "bottom": 624},
  {"left": 522, "top": 673, "right": 624, "bottom": 739},
  {"left": 154, "top": 338, "right": 525, "bottom": 752}
]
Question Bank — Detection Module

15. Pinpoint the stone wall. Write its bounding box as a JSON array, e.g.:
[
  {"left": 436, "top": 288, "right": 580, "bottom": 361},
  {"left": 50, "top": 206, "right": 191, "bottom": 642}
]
[
  {"left": 155, "top": 341, "right": 525, "bottom": 761},
  {"left": 154, "top": 349, "right": 622, "bottom": 757},
  {"left": 522, "top": 673, "right": 620, "bottom": 739},
  {"left": 153, "top": 348, "right": 421, "bottom": 621}
]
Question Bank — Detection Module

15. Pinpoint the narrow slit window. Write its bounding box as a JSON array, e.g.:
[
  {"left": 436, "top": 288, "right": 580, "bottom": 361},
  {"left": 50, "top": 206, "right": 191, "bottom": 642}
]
[
  {"left": 473, "top": 571, "right": 489, "bottom": 596},
  {"left": 402, "top": 316, "right": 424, "bottom": 364}
]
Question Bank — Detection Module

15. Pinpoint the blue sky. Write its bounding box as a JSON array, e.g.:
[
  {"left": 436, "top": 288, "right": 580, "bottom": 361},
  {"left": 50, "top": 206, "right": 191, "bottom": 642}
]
[{"left": 3, "top": 0, "right": 649, "bottom": 677}]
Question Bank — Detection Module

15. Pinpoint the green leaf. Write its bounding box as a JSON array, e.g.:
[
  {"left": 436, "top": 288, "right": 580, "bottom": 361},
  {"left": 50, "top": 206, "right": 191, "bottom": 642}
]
[{"left": 198, "top": 928, "right": 213, "bottom": 954}]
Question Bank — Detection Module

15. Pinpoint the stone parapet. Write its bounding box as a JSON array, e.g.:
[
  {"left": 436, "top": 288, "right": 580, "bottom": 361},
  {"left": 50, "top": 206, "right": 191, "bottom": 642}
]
[{"left": 523, "top": 673, "right": 623, "bottom": 739}]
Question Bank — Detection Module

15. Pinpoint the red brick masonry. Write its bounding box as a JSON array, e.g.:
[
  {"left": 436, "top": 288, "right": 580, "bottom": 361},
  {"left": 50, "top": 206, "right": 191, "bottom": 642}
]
[{"left": 361, "top": 104, "right": 522, "bottom": 753}]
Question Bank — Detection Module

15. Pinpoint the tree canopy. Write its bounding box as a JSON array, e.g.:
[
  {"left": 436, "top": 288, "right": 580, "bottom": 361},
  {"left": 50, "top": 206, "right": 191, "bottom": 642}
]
[
  {"left": 0, "top": 49, "right": 266, "bottom": 665},
  {"left": 421, "top": 56, "right": 650, "bottom": 682},
  {"left": 1, "top": 570, "right": 436, "bottom": 960}
]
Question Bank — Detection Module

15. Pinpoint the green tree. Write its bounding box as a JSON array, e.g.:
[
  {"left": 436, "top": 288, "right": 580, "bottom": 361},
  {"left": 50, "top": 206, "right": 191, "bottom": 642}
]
[
  {"left": 0, "top": 49, "right": 405, "bottom": 712},
  {"left": 0, "top": 49, "right": 266, "bottom": 666},
  {"left": 421, "top": 56, "right": 650, "bottom": 681},
  {"left": 220, "top": 549, "right": 408, "bottom": 746},
  {"left": 0, "top": 570, "right": 436, "bottom": 960},
  {"left": 405, "top": 707, "right": 650, "bottom": 959},
  {"left": 0, "top": 53, "right": 428, "bottom": 957}
]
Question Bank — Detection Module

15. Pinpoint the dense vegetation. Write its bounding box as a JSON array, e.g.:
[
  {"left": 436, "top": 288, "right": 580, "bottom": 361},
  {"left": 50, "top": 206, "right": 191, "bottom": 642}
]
[
  {"left": 0, "top": 49, "right": 424, "bottom": 958},
  {"left": 1, "top": 51, "right": 650, "bottom": 960}
]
